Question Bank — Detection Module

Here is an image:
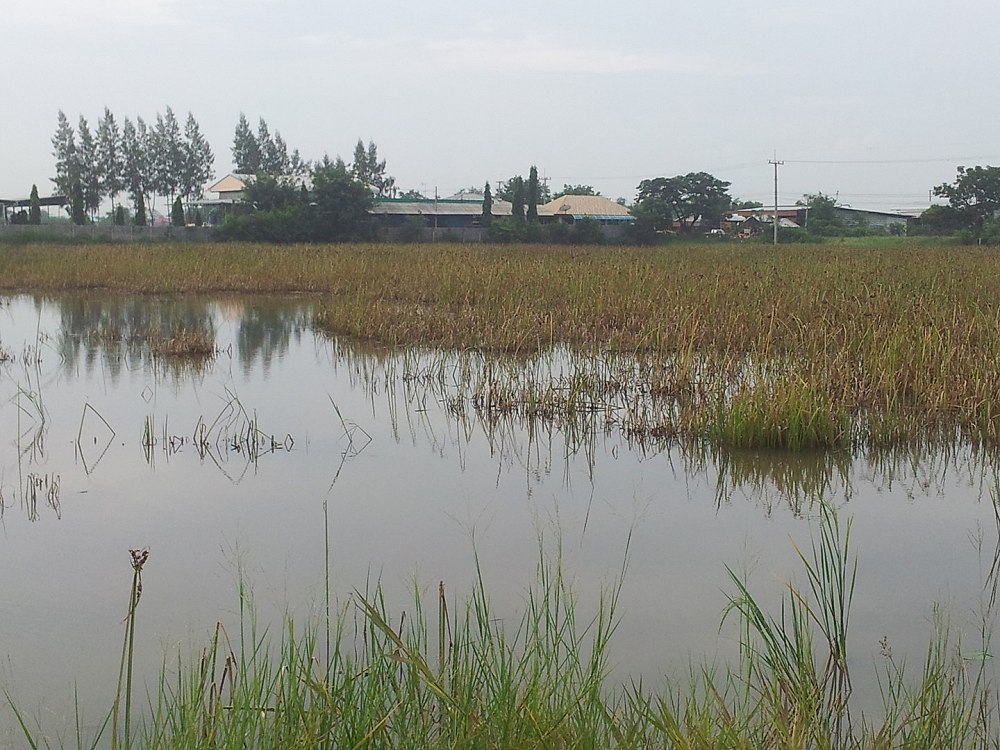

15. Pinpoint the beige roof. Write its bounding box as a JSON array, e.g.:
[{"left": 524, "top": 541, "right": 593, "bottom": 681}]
[
  {"left": 538, "top": 195, "right": 631, "bottom": 217},
  {"left": 207, "top": 174, "right": 251, "bottom": 194}
]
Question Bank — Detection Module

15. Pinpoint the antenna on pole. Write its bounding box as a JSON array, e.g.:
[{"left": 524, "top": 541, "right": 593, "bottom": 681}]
[{"left": 769, "top": 154, "right": 784, "bottom": 246}]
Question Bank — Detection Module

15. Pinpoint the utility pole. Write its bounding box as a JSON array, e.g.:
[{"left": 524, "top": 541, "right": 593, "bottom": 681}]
[{"left": 769, "top": 155, "right": 783, "bottom": 246}]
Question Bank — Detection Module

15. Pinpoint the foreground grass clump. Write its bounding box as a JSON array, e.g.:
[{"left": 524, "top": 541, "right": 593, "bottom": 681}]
[
  {"left": 12, "top": 507, "right": 998, "bottom": 749},
  {"left": 6, "top": 241, "right": 1000, "bottom": 447}
]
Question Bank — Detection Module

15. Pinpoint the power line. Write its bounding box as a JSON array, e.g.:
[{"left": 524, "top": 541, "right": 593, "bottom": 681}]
[{"left": 785, "top": 155, "right": 1000, "bottom": 165}]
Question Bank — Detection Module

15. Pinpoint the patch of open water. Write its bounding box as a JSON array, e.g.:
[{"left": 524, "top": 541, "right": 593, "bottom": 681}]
[{"left": 0, "top": 294, "right": 996, "bottom": 745}]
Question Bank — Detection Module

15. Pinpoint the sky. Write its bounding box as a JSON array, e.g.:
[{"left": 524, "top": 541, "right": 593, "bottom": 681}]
[{"left": 2, "top": 0, "right": 999, "bottom": 212}]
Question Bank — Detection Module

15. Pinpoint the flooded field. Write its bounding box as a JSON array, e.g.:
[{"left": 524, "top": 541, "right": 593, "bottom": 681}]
[{"left": 1, "top": 293, "right": 998, "bottom": 745}]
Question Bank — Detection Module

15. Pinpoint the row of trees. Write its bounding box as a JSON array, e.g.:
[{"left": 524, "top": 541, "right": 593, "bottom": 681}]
[{"left": 52, "top": 107, "right": 214, "bottom": 224}]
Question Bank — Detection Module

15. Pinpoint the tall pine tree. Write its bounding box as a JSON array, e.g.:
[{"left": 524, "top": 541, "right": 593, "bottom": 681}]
[{"left": 527, "top": 165, "right": 539, "bottom": 223}]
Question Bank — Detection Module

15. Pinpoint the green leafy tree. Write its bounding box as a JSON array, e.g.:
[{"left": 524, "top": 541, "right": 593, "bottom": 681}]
[
  {"left": 510, "top": 176, "right": 525, "bottom": 223},
  {"left": 153, "top": 107, "right": 185, "bottom": 203},
  {"left": 171, "top": 196, "right": 185, "bottom": 226},
  {"left": 526, "top": 166, "right": 539, "bottom": 223},
  {"left": 796, "top": 192, "right": 841, "bottom": 234},
  {"left": 28, "top": 184, "right": 41, "bottom": 225},
  {"left": 244, "top": 174, "right": 305, "bottom": 211},
  {"left": 920, "top": 204, "right": 966, "bottom": 234},
  {"left": 77, "top": 116, "right": 101, "bottom": 219},
  {"left": 133, "top": 193, "right": 146, "bottom": 226},
  {"left": 70, "top": 178, "right": 86, "bottom": 225},
  {"left": 481, "top": 182, "right": 493, "bottom": 227},
  {"left": 96, "top": 107, "right": 124, "bottom": 211},
  {"left": 114, "top": 205, "right": 126, "bottom": 226},
  {"left": 351, "top": 139, "right": 395, "bottom": 197},
  {"left": 232, "top": 113, "right": 261, "bottom": 174},
  {"left": 309, "top": 157, "right": 374, "bottom": 240},
  {"left": 51, "top": 110, "right": 78, "bottom": 199},
  {"left": 934, "top": 165, "right": 1000, "bottom": 236},
  {"left": 122, "top": 116, "right": 153, "bottom": 222},
  {"left": 553, "top": 184, "right": 599, "bottom": 199},
  {"left": 731, "top": 198, "right": 763, "bottom": 210},
  {"left": 181, "top": 112, "right": 214, "bottom": 201},
  {"left": 634, "top": 172, "right": 732, "bottom": 232}
]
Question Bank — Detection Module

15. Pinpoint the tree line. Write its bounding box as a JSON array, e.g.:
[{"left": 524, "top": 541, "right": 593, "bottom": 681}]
[{"left": 52, "top": 107, "right": 214, "bottom": 226}]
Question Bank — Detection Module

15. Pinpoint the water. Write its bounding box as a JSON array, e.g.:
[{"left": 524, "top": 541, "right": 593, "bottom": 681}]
[{"left": 0, "top": 294, "right": 997, "bottom": 745}]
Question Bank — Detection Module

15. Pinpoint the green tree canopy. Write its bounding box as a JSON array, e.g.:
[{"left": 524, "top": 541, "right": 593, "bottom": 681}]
[
  {"left": 634, "top": 172, "right": 732, "bottom": 232},
  {"left": 933, "top": 165, "right": 1000, "bottom": 236},
  {"left": 481, "top": 182, "right": 493, "bottom": 227},
  {"left": 28, "top": 184, "right": 41, "bottom": 225},
  {"left": 526, "top": 166, "right": 539, "bottom": 223}
]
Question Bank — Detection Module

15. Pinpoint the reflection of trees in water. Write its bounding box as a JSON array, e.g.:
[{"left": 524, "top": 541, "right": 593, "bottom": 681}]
[
  {"left": 236, "top": 301, "right": 313, "bottom": 377},
  {"left": 55, "top": 296, "right": 216, "bottom": 381},
  {"left": 683, "top": 443, "right": 854, "bottom": 516},
  {"left": 321, "top": 337, "right": 1000, "bottom": 515}
]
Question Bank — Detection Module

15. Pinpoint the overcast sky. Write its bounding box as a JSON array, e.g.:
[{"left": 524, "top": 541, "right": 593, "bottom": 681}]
[{"left": 3, "top": 0, "right": 999, "bottom": 211}]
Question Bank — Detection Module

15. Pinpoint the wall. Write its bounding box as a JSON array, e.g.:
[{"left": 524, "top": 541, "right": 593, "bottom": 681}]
[{"left": 0, "top": 224, "right": 217, "bottom": 242}]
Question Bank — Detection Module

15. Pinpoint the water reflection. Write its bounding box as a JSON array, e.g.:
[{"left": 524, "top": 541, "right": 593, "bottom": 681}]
[{"left": 2, "top": 293, "right": 1000, "bottom": 744}]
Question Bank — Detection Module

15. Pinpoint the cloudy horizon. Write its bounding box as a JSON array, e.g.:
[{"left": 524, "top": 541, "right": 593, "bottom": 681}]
[{"left": 3, "top": 0, "right": 999, "bottom": 213}]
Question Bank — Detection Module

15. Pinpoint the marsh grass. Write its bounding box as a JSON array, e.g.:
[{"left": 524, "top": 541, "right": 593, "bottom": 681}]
[{"left": 6, "top": 241, "right": 1000, "bottom": 448}]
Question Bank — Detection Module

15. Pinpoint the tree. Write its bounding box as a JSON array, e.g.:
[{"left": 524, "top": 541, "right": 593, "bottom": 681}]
[
  {"left": 934, "top": 165, "right": 1000, "bottom": 236},
  {"left": 28, "top": 184, "right": 41, "bottom": 224},
  {"left": 258, "top": 120, "right": 290, "bottom": 175},
  {"left": 182, "top": 112, "right": 214, "bottom": 201},
  {"left": 308, "top": 157, "right": 374, "bottom": 241},
  {"left": 526, "top": 166, "right": 539, "bottom": 223},
  {"left": 122, "top": 116, "right": 153, "bottom": 222},
  {"left": 731, "top": 198, "right": 763, "bottom": 210},
  {"left": 76, "top": 116, "right": 101, "bottom": 219},
  {"left": 553, "top": 184, "right": 599, "bottom": 199},
  {"left": 171, "top": 196, "right": 185, "bottom": 226},
  {"left": 243, "top": 173, "right": 305, "bottom": 211},
  {"left": 114, "top": 205, "right": 126, "bottom": 226},
  {"left": 51, "top": 110, "right": 78, "bottom": 199},
  {"left": 70, "top": 178, "right": 86, "bottom": 225},
  {"left": 481, "top": 182, "right": 493, "bottom": 227},
  {"left": 498, "top": 174, "right": 550, "bottom": 204},
  {"left": 920, "top": 204, "right": 966, "bottom": 234},
  {"left": 510, "top": 176, "right": 525, "bottom": 222},
  {"left": 96, "top": 107, "right": 124, "bottom": 212},
  {"left": 398, "top": 189, "right": 426, "bottom": 199},
  {"left": 133, "top": 192, "right": 146, "bottom": 226},
  {"left": 232, "top": 113, "right": 261, "bottom": 174},
  {"left": 351, "top": 139, "right": 395, "bottom": 197},
  {"left": 153, "top": 107, "right": 185, "bottom": 203},
  {"left": 634, "top": 172, "right": 732, "bottom": 232},
  {"left": 796, "top": 192, "right": 840, "bottom": 234}
]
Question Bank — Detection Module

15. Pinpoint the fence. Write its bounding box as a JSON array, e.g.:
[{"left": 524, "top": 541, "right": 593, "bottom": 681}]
[{"left": 0, "top": 224, "right": 217, "bottom": 242}]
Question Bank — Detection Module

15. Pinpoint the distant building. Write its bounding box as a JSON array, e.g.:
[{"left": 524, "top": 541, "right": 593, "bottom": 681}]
[
  {"left": 538, "top": 195, "right": 635, "bottom": 226},
  {"left": 370, "top": 195, "right": 513, "bottom": 230}
]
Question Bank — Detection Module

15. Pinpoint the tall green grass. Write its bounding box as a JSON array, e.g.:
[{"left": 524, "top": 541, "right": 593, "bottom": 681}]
[{"left": 9, "top": 505, "right": 999, "bottom": 748}]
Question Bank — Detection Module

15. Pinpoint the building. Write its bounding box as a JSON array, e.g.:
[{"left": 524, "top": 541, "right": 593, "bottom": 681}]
[{"left": 538, "top": 195, "right": 634, "bottom": 226}]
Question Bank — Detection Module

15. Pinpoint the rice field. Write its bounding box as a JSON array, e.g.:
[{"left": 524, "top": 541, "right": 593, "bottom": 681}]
[{"left": 2, "top": 240, "right": 999, "bottom": 450}]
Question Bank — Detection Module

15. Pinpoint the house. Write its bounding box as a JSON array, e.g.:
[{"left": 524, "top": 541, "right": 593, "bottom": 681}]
[
  {"left": 370, "top": 195, "right": 513, "bottom": 230},
  {"left": 205, "top": 173, "right": 254, "bottom": 203},
  {"left": 538, "top": 195, "right": 634, "bottom": 226},
  {"left": 830, "top": 206, "right": 911, "bottom": 232}
]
